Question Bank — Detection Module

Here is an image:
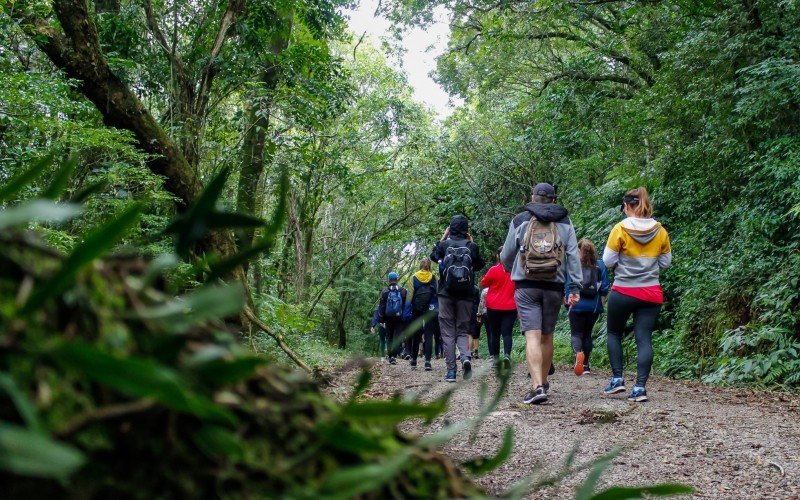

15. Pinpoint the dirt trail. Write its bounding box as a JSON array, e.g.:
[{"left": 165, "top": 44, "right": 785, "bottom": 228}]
[{"left": 357, "top": 358, "right": 800, "bottom": 498}]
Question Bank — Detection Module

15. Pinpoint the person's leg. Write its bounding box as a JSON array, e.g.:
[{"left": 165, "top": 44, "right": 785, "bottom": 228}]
[
  {"left": 454, "top": 298, "right": 473, "bottom": 363},
  {"left": 500, "top": 310, "right": 515, "bottom": 358},
  {"left": 438, "top": 297, "right": 457, "bottom": 372},
  {"left": 606, "top": 291, "right": 634, "bottom": 379},
  {"left": 410, "top": 315, "right": 423, "bottom": 364},
  {"left": 422, "top": 317, "right": 434, "bottom": 361},
  {"left": 433, "top": 314, "right": 443, "bottom": 358},
  {"left": 569, "top": 310, "right": 584, "bottom": 354},
  {"left": 540, "top": 289, "right": 563, "bottom": 385},
  {"left": 385, "top": 320, "right": 398, "bottom": 360},
  {"left": 632, "top": 303, "right": 661, "bottom": 387},
  {"left": 378, "top": 326, "right": 387, "bottom": 358},
  {"left": 524, "top": 330, "right": 544, "bottom": 387},
  {"left": 584, "top": 312, "right": 600, "bottom": 368},
  {"left": 486, "top": 309, "right": 501, "bottom": 357}
]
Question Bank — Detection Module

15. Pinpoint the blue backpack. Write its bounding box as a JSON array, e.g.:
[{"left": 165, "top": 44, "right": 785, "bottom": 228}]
[{"left": 385, "top": 286, "right": 403, "bottom": 318}]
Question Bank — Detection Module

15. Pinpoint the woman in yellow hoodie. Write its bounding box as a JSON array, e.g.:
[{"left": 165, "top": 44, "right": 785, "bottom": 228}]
[
  {"left": 409, "top": 258, "right": 439, "bottom": 371},
  {"left": 602, "top": 187, "right": 672, "bottom": 402}
]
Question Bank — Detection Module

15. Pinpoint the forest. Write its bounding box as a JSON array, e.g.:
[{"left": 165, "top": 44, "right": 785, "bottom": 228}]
[{"left": 1, "top": 0, "right": 799, "bottom": 497}]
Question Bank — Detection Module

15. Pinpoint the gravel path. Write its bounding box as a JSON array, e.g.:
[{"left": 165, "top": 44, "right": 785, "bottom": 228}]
[{"left": 359, "top": 357, "right": 800, "bottom": 498}]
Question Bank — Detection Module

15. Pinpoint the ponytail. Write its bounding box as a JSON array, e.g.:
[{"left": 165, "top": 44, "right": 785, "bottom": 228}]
[{"left": 624, "top": 187, "right": 653, "bottom": 218}]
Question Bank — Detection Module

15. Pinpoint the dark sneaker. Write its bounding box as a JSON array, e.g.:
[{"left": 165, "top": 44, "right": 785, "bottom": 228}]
[
  {"left": 627, "top": 386, "right": 648, "bottom": 402},
  {"left": 424, "top": 361, "right": 432, "bottom": 371},
  {"left": 583, "top": 365, "right": 591, "bottom": 375},
  {"left": 603, "top": 377, "right": 626, "bottom": 394},
  {"left": 410, "top": 360, "right": 417, "bottom": 368},
  {"left": 389, "top": 357, "right": 397, "bottom": 365},
  {"left": 574, "top": 352, "right": 585, "bottom": 376},
  {"left": 548, "top": 363, "right": 555, "bottom": 376},
  {"left": 522, "top": 386, "right": 548, "bottom": 404},
  {"left": 445, "top": 370, "right": 457, "bottom": 383},
  {"left": 543, "top": 382, "right": 550, "bottom": 394},
  {"left": 503, "top": 355, "right": 511, "bottom": 369},
  {"left": 462, "top": 359, "right": 472, "bottom": 380},
  {"left": 404, "top": 354, "right": 411, "bottom": 361}
]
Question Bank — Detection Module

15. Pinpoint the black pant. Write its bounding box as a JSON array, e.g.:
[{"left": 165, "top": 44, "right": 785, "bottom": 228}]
[
  {"left": 410, "top": 312, "right": 434, "bottom": 362},
  {"left": 385, "top": 318, "right": 403, "bottom": 359},
  {"left": 569, "top": 310, "right": 600, "bottom": 366},
  {"left": 486, "top": 308, "right": 516, "bottom": 358},
  {"left": 430, "top": 313, "right": 443, "bottom": 357},
  {"left": 606, "top": 290, "right": 661, "bottom": 387}
]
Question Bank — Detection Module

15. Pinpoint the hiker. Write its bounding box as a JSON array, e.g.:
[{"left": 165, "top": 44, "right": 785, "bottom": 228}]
[
  {"left": 468, "top": 286, "right": 482, "bottom": 359},
  {"left": 474, "top": 287, "right": 489, "bottom": 359},
  {"left": 370, "top": 306, "right": 387, "bottom": 360},
  {"left": 409, "top": 258, "right": 438, "bottom": 371},
  {"left": 564, "top": 239, "right": 609, "bottom": 376},
  {"left": 500, "top": 183, "right": 582, "bottom": 404},
  {"left": 431, "top": 215, "right": 486, "bottom": 382},
  {"left": 602, "top": 187, "right": 672, "bottom": 402},
  {"left": 378, "top": 271, "right": 408, "bottom": 365},
  {"left": 480, "top": 246, "right": 517, "bottom": 368}
]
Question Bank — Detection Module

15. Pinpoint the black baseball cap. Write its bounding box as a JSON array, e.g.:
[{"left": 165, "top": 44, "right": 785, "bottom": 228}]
[{"left": 532, "top": 182, "right": 556, "bottom": 198}]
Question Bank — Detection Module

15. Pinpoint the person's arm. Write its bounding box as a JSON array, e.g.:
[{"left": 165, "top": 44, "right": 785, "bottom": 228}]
[
  {"left": 600, "top": 262, "right": 610, "bottom": 296},
  {"left": 430, "top": 241, "right": 443, "bottom": 263},
  {"left": 658, "top": 229, "right": 673, "bottom": 269},
  {"left": 471, "top": 242, "right": 486, "bottom": 272},
  {"left": 378, "top": 289, "right": 387, "bottom": 322},
  {"left": 480, "top": 265, "right": 496, "bottom": 288},
  {"left": 603, "top": 224, "right": 623, "bottom": 269},
  {"left": 565, "top": 223, "right": 582, "bottom": 296},
  {"left": 499, "top": 220, "right": 517, "bottom": 273}
]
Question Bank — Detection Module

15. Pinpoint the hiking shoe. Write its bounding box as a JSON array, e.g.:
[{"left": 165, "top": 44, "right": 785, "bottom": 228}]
[
  {"left": 574, "top": 352, "right": 585, "bottom": 376},
  {"left": 463, "top": 359, "right": 472, "bottom": 380},
  {"left": 603, "top": 377, "right": 626, "bottom": 394},
  {"left": 410, "top": 360, "right": 417, "bottom": 368},
  {"left": 548, "top": 363, "right": 555, "bottom": 376},
  {"left": 389, "top": 357, "right": 397, "bottom": 365},
  {"left": 522, "top": 386, "right": 548, "bottom": 404},
  {"left": 404, "top": 354, "right": 411, "bottom": 361},
  {"left": 627, "top": 386, "right": 648, "bottom": 402},
  {"left": 583, "top": 365, "right": 591, "bottom": 375},
  {"left": 445, "top": 370, "right": 456, "bottom": 383},
  {"left": 424, "top": 361, "right": 432, "bottom": 371}
]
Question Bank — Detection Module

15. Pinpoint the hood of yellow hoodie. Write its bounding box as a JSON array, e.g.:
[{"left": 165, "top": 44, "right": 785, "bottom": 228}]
[
  {"left": 414, "top": 270, "right": 433, "bottom": 284},
  {"left": 621, "top": 217, "right": 661, "bottom": 244}
]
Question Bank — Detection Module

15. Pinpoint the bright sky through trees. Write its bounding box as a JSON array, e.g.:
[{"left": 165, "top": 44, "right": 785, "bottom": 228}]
[{"left": 345, "top": 0, "right": 460, "bottom": 119}]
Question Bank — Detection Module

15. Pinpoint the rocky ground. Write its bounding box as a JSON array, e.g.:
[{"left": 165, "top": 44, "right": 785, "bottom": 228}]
[{"left": 331, "top": 357, "right": 800, "bottom": 498}]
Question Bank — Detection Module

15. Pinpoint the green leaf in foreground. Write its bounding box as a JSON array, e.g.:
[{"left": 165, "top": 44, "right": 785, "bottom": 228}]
[
  {"left": 0, "top": 373, "right": 42, "bottom": 432},
  {"left": 41, "top": 154, "right": 78, "bottom": 200},
  {"left": 21, "top": 203, "right": 142, "bottom": 314},
  {"left": 589, "top": 484, "right": 695, "bottom": 500},
  {"left": 135, "top": 283, "right": 246, "bottom": 333},
  {"left": 0, "top": 422, "right": 85, "bottom": 479},
  {"left": 192, "top": 425, "right": 244, "bottom": 461},
  {"left": 0, "top": 153, "right": 53, "bottom": 202},
  {"left": 462, "top": 426, "right": 514, "bottom": 476},
  {"left": 340, "top": 399, "right": 447, "bottom": 423},
  {"left": 0, "top": 200, "right": 82, "bottom": 229},
  {"left": 49, "top": 342, "right": 236, "bottom": 425},
  {"left": 318, "top": 449, "right": 414, "bottom": 498}
]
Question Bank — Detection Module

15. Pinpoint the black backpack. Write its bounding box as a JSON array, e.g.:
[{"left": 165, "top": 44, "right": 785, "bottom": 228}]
[
  {"left": 442, "top": 240, "right": 474, "bottom": 293},
  {"left": 411, "top": 281, "right": 435, "bottom": 313},
  {"left": 580, "top": 266, "right": 600, "bottom": 298}
]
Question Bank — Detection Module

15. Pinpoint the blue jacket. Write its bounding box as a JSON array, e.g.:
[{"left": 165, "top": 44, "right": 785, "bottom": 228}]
[{"left": 565, "top": 261, "right": 610, "bottom": 314}]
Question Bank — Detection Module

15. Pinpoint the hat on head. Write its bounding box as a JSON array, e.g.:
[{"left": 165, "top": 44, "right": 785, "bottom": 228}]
[
  {"left": 388, "top": 272, "right": 398, "bottom": 281},
  {"left": 532, "top": 182, "right": 556, "bottom": 198}
]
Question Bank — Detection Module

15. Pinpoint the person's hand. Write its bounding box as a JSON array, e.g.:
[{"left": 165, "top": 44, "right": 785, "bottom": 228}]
[
  {"left": 476, "top": 315, "right": 482, "bottom": 324},
  {"left": 466, "top": 232, "right": 474, "bottom": 242},
  {"left": 370, "top": 327, "right": 375, "bottom": 334},
  {"left": 601, "top": 296, "right": 607, "bottom": 306},
  {"left": 568, "top": 293, "right": 580, "bottom": 308},
  {"left": 441, "top": 227, "right": 451, "bottom": 240}
]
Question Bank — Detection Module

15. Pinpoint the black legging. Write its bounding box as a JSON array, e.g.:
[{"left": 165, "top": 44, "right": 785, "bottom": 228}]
[
  {"left": 410, "top": 312, "right": 431, "bottom": 362},
  {"left": 606, "top": 290, "right": 661, "bottom": 387},
  {"left": 486, "top": 308, "right": 516, "bottom": 358},
  {"left": 385, "top": 318, "right": 403, "bottom": 358},
  {"left": 569, "top": 310, "right": 600, "bottom": 366}
]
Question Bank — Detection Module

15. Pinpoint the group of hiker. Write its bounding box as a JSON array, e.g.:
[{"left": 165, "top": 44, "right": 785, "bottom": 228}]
[{"left": 372, "top": 183, "right": 672, "bottom": 404}]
